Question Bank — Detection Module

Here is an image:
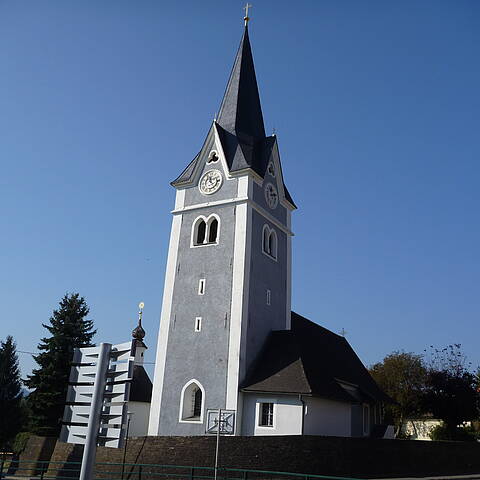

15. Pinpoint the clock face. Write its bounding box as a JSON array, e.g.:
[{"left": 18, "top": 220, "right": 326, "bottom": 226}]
[
  {"left": 199, "top": 169, "right": 223, "bottom": 195},
  {"left": 264, "top": 182, "right": 278, "bottom": 209}
]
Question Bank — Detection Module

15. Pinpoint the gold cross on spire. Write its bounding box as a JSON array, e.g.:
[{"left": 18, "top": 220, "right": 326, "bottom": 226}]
[{"left": 243, "top": 3, "right": 252, "bottom": 26}]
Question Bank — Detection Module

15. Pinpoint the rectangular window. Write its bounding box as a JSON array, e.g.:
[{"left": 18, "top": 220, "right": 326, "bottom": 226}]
[
  {"left": 195, "top": 317, "right": 202, "bottom": 332},
  {"left": 198, "top": 278, "right": 206, "bottom": 295},
  {"left": 266, "top": 289, "right": 271, "bottom": 306},
  {"left": 259, "top": 402, "right": 274, "bottom": 427}
]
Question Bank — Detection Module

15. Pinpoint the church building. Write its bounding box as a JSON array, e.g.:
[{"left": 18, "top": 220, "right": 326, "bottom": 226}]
[{"left": 148, "top": 20, "right": 388, "bottom": 438}]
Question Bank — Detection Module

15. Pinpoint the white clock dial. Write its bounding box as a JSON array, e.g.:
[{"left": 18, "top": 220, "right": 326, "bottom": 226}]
[
  {"left": 199, "top": 169, "right": 223, "bottom": 195},
  {"left": 264, "top": 182, "right": 278, "bottom": 209}
]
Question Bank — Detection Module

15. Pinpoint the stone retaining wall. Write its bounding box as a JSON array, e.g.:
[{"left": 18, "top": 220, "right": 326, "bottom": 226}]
[{"left": 44, "top": 435, "right": 480, "bottom": 479}]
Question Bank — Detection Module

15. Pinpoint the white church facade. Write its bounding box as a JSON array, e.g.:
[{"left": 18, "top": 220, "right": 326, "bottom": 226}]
[{"left": 146, "top": 22, "right": 389, "bottom": 438}]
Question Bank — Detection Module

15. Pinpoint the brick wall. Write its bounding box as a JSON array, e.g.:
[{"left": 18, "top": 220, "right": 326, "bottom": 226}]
[{"left": 44, "top": 435, "right": 480, "bottom": 479}]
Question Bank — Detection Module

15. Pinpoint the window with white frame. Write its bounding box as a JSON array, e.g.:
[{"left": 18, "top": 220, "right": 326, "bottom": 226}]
[
  {"left": 198, "top": 279, "right": 206, "bottom": 295},
  {"left": 192, "top": 215, "right": 220, "bottom": 247},
  {"left": 179, "top": 380, "right": 205, "bottom": 422},
  {"left": 195, "top": 317, "right": 202, "bottom": 332},
  {"left": 262, "top": 224, "right": 277, "bottom": 260},
  {"left": 259, "top": 402, "right": 274, "bottom": 427}
]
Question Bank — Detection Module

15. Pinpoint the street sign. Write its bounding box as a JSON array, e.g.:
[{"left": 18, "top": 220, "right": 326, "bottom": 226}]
[
  {"left": 206, "top": 410, "right": 236, "bottom": 435},
  {"left": 60, "top": 340, "right": 135, "bottom": 449}
]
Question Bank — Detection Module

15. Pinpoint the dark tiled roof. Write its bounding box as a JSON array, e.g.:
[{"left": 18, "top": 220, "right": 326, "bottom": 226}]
[
  {"left": 242, "top": 312, "right": 389, "bottom": 404},
  {"left": 129, "top": 365, "right": 153, "bottom": 403}
]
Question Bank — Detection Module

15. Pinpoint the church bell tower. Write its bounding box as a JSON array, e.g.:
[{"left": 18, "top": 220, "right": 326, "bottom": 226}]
[{"left": 148, "top": 23, "right": 296, "bottom": 436}]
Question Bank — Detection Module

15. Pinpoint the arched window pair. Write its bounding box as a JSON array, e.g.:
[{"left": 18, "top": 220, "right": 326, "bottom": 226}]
[
  {"left": 262, "top": 224, "right": 277, "bottom": 260},
  {"left": 179, "top": 380, "right": 204, "bottom": 422},
  {"left": 192, "top": 215, "right": 220, "bottom": 247}
]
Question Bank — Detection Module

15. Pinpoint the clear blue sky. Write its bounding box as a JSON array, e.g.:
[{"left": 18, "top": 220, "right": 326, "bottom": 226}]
[{"left": 1, "top": 1, "right": 479, "bottom": 380}]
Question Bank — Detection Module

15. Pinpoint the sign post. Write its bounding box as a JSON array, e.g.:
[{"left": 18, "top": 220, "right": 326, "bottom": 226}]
[
  {"left": 214, "top": 409, "right": 221, "bottom": 480},
  {"left": 60, "top": 341, "right": 135, "bottom": 480},
  {"left": 78, "top": 343, "right": 111, "bottom": 480},
  {"left": 206, "top": 409, "right": 236, "bottom": 480}
]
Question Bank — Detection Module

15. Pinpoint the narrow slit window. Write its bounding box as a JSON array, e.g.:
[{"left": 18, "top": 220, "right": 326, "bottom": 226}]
[
  {"left": 195, "top": 317, "right": 202, "bottom": 332},
  {"left": 266, "top": 289, "right": 271, "bottom": 306},
  {"left": 198, "top": 279, "right": 206, "bottom": 295},
  {"left": 363, "top": 405, "right": 370, "bottom": 434}
]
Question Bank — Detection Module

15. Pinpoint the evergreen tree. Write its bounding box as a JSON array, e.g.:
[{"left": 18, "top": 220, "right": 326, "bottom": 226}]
[
  {"left": 0, "top": 335, "right": 23, "bottom": 450},
  {"left": 25, "top": 293, "right": 96, "bottom": 436}
]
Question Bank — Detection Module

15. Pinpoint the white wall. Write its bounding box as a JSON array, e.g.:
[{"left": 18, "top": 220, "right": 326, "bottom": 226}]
[
  {"left": 128, "top": 401, "right": 151, "bottom": 437},
  {"left": 303, "top": 397, "right": 351, "bottom": 437},
  {"left": 242, "top": 394, "right": 303, "bottom": 436}
]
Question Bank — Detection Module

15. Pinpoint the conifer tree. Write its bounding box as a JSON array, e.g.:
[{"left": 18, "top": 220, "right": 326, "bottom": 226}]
[
  {"left": 25, "top": 293, "right": 96, "bottom": 436},
  {"left": 0, "top": 336, "right": 23, "bottom": 449}
]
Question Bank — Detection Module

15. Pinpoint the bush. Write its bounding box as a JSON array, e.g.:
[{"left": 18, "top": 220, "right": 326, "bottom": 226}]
[
  {"left": 12, "top": 432, "right": 32, "bottom": 455},
  {"left": 429, "top": 424, "right": 478, "bottom": 442}
]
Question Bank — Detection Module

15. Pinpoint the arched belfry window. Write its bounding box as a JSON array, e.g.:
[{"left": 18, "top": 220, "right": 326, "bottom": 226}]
[
  {"left": 208, "top": 217, "right": 218, "bottom": 243},
  {"left": 269, "top": 230, "right": 277, "bottom": 259},
  {"left": 192, "top": 215, "right": 220, "bottom": 247},
  {"left": 179, "top": 379, "right": 205, "bottom": 423},
  {"left": 262, "top": 224, "right": 277, "bottom": 260},
  {"left": 196, "top": 219, "right": 206, "bottom": 244}
]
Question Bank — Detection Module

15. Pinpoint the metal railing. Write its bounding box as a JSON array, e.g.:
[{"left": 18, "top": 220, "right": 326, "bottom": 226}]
[{"left": 0, "top": 459, "right": 361, "bottom": 480}]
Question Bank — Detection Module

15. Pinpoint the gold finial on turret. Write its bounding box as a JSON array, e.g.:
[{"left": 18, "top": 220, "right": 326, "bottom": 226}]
[
  {"left": 243, "top": 3, "right": 252, "bottom": 26},
  {"left": 132, "top": 302, "right": 146, "bottom": 341}
]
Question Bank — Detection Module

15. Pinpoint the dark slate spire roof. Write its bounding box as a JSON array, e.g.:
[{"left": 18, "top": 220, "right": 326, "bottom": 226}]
[
  {"left": 171, "top": 26, "right": 296, "bottom": 208},
  {"left": 217, "top": 26, "right": 266, "bottom": 143}
]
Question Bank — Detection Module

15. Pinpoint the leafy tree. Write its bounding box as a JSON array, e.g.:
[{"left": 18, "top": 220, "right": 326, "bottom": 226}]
[
  {"left": 24, "top": 293, "right": 96, "bottom": 436},
  {"left": 369, "top": 351, "right": 427, "bottom": 431},
  {"left": 0, "top": 336, "right": 23, "bottom": 450},
  {"left": 423, "top": 344, "right": 479, "bottom": 439}
]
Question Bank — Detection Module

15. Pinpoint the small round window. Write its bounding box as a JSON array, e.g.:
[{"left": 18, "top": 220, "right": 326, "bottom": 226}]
[{"left": 207, "top": 150, "right": 219, "bottom": 164}]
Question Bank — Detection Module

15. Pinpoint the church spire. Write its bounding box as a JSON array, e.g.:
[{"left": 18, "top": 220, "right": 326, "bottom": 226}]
[{"left": 216, "top": 25, "right": 266, "bottom": 144}]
